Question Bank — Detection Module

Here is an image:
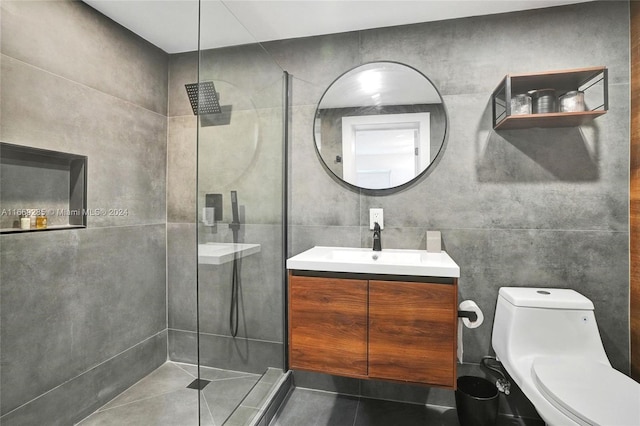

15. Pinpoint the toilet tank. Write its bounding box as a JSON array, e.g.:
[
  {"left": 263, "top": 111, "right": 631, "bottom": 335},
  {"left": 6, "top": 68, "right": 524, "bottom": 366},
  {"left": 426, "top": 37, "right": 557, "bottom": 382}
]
[{"left": 492, "top": 287, "right": 609, "bottom": 366}]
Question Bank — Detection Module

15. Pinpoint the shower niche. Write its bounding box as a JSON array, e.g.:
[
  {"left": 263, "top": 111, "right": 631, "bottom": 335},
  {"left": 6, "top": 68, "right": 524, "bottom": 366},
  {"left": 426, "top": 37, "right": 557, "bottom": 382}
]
[{"left": 0, "top": 142, "right": 87, "bottom": 233}]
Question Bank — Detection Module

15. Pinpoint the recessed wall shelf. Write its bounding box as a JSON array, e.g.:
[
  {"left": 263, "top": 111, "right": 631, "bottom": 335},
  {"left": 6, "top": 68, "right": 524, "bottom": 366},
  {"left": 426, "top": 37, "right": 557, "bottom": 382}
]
[
  {"left": 492, "top": 66, "right": 608, "bottom": 130},
  {"left": 0, "top": 142, "right": 87, "bottom": 234}
]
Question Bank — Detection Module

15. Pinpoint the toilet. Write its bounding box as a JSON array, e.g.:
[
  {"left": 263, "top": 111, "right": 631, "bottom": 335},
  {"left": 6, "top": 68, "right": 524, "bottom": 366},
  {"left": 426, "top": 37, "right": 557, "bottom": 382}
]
[{"left": 491, "top": 287, "right": 640, "bottom": 426}]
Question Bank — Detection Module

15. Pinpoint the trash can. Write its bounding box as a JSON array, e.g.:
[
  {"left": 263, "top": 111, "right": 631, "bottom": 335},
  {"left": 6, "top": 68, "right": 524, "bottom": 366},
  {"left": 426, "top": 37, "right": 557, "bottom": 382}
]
[{"left": 455, "top": 376, "right": 499, "bottom": 426}]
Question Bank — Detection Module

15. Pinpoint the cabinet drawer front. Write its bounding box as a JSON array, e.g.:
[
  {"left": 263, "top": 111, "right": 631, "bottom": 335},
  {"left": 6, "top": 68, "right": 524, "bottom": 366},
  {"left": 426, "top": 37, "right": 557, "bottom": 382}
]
[
  {"left": 368, "top": 281, "right": 456, "bottom": 387},
  {"left": 289, "top": 276, "right": 368, "bottom": 377}
]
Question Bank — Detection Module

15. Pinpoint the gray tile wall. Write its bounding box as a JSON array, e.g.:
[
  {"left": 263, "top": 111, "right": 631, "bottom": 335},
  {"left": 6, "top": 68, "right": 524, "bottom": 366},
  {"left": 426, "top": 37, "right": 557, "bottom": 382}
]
[
  {"left": 166, "top": 52, "right": 199, "bottom": 367},
  {"left": 0, "top": 1, "right": 168, "bottom": 424},
  {"left": 166, "top": 48, "right": 286, "bottom": 372},
  {"left": 0, "top": 0, "right": 631, "bottom": 422},
  {"left": 263, "top": 0, "right": 630, "bottom": 413}
]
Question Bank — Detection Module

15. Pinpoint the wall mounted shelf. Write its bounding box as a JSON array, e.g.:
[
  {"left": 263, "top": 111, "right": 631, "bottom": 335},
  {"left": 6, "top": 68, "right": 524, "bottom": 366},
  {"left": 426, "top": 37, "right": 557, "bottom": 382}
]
[
  {"left": 2, "top": 225, "right": 87, "bottom": 235},
  {"left": 492, "top": 66, "right": 608, "bottom": 130},
  {"left": 0, "top": 142, "right": 87, "bottom": 234}
]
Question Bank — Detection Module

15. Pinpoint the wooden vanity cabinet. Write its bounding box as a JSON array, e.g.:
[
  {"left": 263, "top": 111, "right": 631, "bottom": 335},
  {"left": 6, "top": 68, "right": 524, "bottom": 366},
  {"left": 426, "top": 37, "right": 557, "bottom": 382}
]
[
  {"left": 288, "top": 272, "right": 458, "bottom": 388},
  {"left": 368, "top": 280, "right": 457, "bottom": 387},
  {"left": 288, "top": 275, "right": 368, "bottom": 378}
]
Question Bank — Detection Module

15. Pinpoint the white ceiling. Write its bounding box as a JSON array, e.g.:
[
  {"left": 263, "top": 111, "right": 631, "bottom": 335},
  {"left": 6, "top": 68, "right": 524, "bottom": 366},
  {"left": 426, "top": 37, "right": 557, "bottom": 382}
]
[
  {"left": 320, "top": 62, "right": 443, "bottom": 108},
  {"left": 83, "top": 0, "right": 594, "bottom": 54}
]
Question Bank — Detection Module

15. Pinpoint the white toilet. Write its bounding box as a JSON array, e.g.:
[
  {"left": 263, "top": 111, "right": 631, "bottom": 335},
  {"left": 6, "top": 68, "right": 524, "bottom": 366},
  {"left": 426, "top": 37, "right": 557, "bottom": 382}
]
[{"left": 491, "top": 287, "right": 640, "bottom": 426}]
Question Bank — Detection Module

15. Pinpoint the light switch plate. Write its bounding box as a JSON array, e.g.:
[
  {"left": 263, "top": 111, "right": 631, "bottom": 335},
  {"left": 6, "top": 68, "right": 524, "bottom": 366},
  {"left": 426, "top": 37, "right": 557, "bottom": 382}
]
[{"left": 369, "top": 208, "right": 383, "bottom": 230}]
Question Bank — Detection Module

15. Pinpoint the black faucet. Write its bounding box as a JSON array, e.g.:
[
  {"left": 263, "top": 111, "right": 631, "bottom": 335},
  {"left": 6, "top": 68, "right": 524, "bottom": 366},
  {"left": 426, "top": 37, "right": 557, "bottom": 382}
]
[{"left": 373, "top": 222, "right": 382, "bottom": 251}]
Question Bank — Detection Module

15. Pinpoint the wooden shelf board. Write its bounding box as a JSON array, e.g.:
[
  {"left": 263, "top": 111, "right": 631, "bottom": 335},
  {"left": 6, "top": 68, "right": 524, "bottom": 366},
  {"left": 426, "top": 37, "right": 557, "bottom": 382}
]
[
  {"left": 509, "top": 66, "right": 606, "bottom": 93},
  {"left": 494, "top": 110, "right": 607, "bottom": 130}
]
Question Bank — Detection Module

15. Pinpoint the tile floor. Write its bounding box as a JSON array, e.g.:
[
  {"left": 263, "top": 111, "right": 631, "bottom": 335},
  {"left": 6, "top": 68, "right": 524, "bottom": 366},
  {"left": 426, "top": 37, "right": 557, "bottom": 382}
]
[
  {"left": 76, "top": 362, "right": 540, "bottom": 426},
  {"left": 270, "top": 388, "right": 543, "bottom": 426},
  {"left": 270, "top": 388, "right": 456, "bottom": 426},
  {"left": 77, "top": 361, "right": 280, "bottom": 426}
]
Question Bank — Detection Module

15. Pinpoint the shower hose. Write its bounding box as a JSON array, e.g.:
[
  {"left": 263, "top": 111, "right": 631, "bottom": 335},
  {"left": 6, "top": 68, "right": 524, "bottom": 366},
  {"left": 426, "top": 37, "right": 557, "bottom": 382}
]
[{"left": 229, "top": 227, "right": 240, "bottom": 337}]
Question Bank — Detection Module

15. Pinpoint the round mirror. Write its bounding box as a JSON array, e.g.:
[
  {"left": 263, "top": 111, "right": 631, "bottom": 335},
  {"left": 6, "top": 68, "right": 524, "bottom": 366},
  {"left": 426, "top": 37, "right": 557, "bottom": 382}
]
[{"left": 314, "top": 61, "right": 447, "bottom": 190}]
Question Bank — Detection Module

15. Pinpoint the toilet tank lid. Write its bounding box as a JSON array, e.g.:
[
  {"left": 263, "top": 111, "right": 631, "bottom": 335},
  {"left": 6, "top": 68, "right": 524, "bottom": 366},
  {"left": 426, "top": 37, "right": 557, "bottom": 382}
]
[{"left": 499, "top": 287, "right": 594, "bottom": 310}]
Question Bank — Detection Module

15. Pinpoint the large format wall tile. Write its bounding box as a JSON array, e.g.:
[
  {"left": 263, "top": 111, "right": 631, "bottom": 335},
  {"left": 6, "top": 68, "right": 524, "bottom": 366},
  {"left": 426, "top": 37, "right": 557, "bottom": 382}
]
[
  {"left": 1, "top": 1, "right": 170, "bottom": 423},
  {"left": 167, "top": 44, "right": 286, "bottom": 377},
  {"left": 168, "top": 116, "right": 197, "bottom": 223},
  {"left": 444, "top": 228, "right": 629, "bottom": 371},
  {"left": 0, "top": 0, "right": 168, "bottom": 115},
  {"left": 170, "top": 329, "right": 283, "bottom": 374},
  {"left": 168, "top": 225, "right": 285, "bottom": 364},
  {"left": 263, "top": 32, "right": 361, "bottom": 108},
  {"left": 167, "top": 56, "right": 285, "bottom": 226},
  {"left": 289, "top": 225, "right": 362, "bottom": 256},
  {"left": 1, "top": 55, "right": 167, "bottom": 228},
  {"left": 195, "top": 224, "right": 284, "bottom": 342},
  {"left": 359, "top": 1, "right": 629, "bottom": 97},
  {"left": 168, "top": 223, "right": 198, "bottom": 331},
  {"left": 168, "top": 329, "right": 198, "bottom": 364},
  {"left": 356, "top": 86, "right": 629, "bottom": 233},
  {"left": 196, "top": 107, "right": 284, "bottom": 225},
  {"left": 0, "top": 225, "right": 167, "bottom": 415},
  {"left": 199, "top": 44, "right": 286, "bottom": 111},
  {"left": 168, "top": 52, "right": 198, "bottom": 118},
  {"left": 0, "top": 332, "right": 167, "bottom": 426},
  {"left": 288, "top": 105, "right": 361, "bottom": 226}
]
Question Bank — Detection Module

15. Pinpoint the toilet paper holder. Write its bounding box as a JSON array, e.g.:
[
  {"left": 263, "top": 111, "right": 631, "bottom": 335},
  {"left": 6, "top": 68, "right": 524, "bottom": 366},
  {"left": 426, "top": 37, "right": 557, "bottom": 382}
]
[{"left": 458, "top": 310, "right": 478, "bottom": 322}]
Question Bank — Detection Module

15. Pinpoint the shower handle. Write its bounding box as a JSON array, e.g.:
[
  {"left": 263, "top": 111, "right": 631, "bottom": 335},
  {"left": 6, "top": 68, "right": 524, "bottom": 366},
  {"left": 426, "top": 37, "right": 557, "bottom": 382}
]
[
  {"left": 230, "top": 190, "right": 240, "bottom": 231},
  {"left": 229, "top": 190, "right": 240, "bottom": 338}
]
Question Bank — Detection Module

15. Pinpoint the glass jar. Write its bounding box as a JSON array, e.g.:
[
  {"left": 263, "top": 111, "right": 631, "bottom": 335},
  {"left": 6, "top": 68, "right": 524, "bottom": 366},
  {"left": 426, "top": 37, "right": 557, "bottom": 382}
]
[
  {"left": 559, "top": 90, "right": 585, "bottom": 112},
  {"left": 530, "top": 89, "right": 557, "bottom": 114},
  {"left": 20, "top": 216, "right": 30, "bottom": 230},
  {"left": 36, "top": 215, "right": 47, "bottom": 229},
  {"left": 510, "top": 94, "right": 532, "bottom": 115}
]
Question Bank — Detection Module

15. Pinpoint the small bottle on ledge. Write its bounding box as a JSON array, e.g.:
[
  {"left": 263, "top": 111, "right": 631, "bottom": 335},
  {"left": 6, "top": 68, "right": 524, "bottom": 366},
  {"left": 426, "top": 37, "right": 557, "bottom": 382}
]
[
  {"left": 20, "top": 216, "right": 30, "bottom": 230},
  {"left": 36, "top": 214, "right": 47, "bottom": 229}
]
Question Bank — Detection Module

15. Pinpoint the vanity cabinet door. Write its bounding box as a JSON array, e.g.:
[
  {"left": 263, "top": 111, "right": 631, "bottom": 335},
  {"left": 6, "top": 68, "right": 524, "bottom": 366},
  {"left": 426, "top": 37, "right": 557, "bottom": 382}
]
[
  {"left": 368, "top": 281, "right": 457, "bottom": 387},
  {"left": 288, "top": 275, "right": 368, "bottom": 378}
]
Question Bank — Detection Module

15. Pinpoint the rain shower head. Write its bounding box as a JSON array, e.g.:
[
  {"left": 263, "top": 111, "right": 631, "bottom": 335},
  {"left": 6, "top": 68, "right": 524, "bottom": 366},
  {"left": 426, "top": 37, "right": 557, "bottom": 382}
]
[{"left": 185, "top": 81, "right": 221, "bottom": 115}]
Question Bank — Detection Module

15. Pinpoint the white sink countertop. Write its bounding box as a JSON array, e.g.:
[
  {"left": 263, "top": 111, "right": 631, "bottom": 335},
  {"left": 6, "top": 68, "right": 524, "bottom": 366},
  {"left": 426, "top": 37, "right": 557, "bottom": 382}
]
[
  {"left": 286, "top": 246, "right": 460, "bottom": 277},
  {"left": 198, "top": 242, "right": 261, "bottom": 265}
]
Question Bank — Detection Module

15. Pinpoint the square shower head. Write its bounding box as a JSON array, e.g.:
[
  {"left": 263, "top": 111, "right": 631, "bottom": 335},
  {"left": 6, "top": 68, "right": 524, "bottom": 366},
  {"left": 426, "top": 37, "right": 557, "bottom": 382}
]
[{"left": 185, "top": 81, "right": 222, "bottom": 115}]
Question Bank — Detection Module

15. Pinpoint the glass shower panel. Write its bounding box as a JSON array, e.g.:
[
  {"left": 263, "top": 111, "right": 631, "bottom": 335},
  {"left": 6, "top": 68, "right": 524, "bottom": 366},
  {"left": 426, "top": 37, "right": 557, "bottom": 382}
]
[{"left": 196, "top": 2, "right": 287, "bottom": 424}]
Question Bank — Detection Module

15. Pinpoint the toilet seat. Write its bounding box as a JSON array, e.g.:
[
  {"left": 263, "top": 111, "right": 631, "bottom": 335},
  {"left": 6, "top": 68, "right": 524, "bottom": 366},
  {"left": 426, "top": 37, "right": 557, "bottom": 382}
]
[{"left": 532, "top": 357, "right": 640, "bottom": 426}]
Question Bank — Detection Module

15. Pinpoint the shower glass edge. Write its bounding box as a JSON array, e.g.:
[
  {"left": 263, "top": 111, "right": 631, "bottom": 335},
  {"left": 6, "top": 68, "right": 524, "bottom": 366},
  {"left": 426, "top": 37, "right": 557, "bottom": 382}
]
[{"left": 196, "top": 2, "right": 288, "bottom": 425}]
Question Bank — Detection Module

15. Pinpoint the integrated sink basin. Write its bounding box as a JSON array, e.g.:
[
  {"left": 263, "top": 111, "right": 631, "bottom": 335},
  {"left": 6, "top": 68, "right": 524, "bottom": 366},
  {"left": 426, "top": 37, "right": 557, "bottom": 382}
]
[
  {"left": 329, "top": 249, "right": 421, "bottom": 264},
  {"left": 287, "top": 246, "right": 459, "bottom": 277}
]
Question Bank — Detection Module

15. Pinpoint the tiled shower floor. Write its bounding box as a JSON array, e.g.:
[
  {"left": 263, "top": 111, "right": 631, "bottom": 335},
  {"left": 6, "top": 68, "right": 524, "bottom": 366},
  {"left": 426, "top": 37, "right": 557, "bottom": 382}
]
[{"left": 77, "top": 361, "right": 280, "bottom": 426}]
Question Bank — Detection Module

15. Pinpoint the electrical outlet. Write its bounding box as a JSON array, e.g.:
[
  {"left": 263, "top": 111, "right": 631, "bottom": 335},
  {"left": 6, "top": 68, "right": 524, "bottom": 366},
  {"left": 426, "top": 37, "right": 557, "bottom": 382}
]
[{"left": 369, "top": 208, "right": 383, "bottom": 230}]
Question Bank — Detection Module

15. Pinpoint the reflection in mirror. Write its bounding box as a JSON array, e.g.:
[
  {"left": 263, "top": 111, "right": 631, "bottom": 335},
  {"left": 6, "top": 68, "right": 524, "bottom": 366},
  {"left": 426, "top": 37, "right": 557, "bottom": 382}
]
[{"left": 314, "top": 62, "right": 447, "bottom": 190}]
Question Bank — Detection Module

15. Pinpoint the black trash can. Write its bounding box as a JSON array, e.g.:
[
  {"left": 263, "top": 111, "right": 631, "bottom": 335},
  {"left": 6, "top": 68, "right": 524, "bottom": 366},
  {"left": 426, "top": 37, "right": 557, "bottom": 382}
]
[{"left": 455, "top": 376, "right": 499, "bottom": 426}]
